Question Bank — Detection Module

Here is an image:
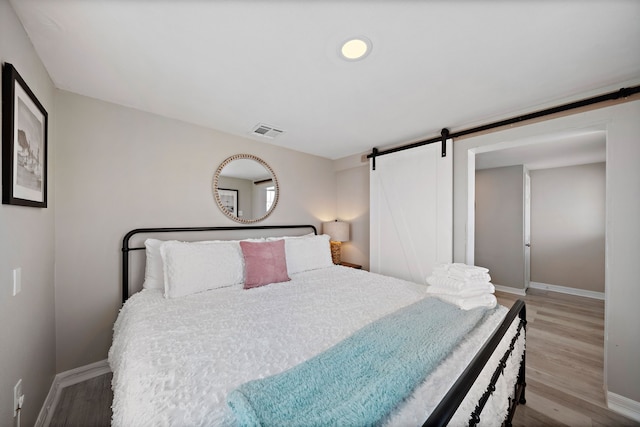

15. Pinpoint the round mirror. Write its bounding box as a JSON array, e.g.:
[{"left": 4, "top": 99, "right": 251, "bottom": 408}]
[{"left": 212, "top": 154, "right": 279, "bottom": 224}]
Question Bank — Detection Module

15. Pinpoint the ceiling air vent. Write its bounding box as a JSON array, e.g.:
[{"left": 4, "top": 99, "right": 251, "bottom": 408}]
[{"left": 251, "top": 123, "right": 285, "bottom": 139}]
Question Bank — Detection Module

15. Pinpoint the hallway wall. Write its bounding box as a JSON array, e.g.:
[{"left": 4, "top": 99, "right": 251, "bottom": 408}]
[
  {"left": 530, "top": 162, "right": 605, "bottom": 292},
  {"left": 475, "top": 165, "right": 525, "bottom": 290}
]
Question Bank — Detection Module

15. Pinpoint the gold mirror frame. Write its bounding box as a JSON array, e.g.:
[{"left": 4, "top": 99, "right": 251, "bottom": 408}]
[{"left": 212, "top": 154, "right": 279, "bottom": 224}]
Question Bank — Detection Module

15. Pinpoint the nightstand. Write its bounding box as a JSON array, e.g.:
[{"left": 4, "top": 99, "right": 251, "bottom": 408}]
[{"left": 339, "top": 261, "right": 362, "bottom": 269}]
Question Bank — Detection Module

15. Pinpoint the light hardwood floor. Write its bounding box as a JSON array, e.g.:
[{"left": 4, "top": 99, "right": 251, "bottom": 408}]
[
  {"left": 49, "top": 289, "right": 638, "bottom": 426},
  {"left": 497, "top": 289, "right": 638, "bottom": 427},
  {"left": 49, "top": 373, "right": 112, "bottom": 426}
]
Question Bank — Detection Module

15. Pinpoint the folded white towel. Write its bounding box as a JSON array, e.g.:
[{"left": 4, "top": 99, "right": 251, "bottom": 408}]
[
  {"left": 434, "top": 293, "right": 497, "bottom": 311},
  {"left": 450, "top": 263, "right": 489, "bottom": 275},
  {"left": 430, "top": 263, "right": 491, "bottom": 282},
  {"left": 426, "top": 283, "right": 495, "bottom": 297},
  {"left": 426, "top": 275, "right": 492, "bottom": 291},
  {"left": 447, "top": 271, "right": 491, "bottom": 283}
]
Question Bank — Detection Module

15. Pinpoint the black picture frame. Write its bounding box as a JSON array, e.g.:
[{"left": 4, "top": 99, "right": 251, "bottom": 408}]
[
  {"left": 218, "top": 188, "right": 239, "bottom": 216},
  {"left": 2, "top": 62, "right": 48, "bottom": 208}
]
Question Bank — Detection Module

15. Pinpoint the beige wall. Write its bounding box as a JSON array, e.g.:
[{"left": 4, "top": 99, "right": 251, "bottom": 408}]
[
  {"left": 453, "top": 100, "right": 640, "bottom": 403},
  {"left": 475, "top": 165, "right": 525, "bottom": 290},
  {"left": 334, "top": 154, "right": 370, "bottom": 270},
  {"left": 0, "top": 0, "right": 57, "bottom": 425},
  {"left": 530, "top": 163, "right": 605, "bottom": 292},
  {"left": 54, "top": 91, "right": 336, "bottom": 372}
]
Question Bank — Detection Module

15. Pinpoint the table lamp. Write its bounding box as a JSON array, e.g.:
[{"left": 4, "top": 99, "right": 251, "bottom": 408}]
[{"left": 322, "top": 220, "right": 350, "bottom": 264}]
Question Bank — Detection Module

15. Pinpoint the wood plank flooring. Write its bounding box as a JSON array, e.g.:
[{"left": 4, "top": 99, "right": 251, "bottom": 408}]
[
  {"left": 49, "top": 373, "right": 112, "bottom": 427},
  {"left": 49, "top": 289, "right": 638, "bottom": 426},
  {"left": 496, "top": 289, "right": 639, "bottom": 427}
]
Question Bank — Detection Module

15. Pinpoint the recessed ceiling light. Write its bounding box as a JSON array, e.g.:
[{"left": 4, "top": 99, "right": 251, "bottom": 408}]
[{"left": 340, "top": 37, "right": 372, "bottom": 61}]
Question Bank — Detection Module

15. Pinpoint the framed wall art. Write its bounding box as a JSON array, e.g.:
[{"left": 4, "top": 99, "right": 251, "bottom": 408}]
[
  {"left": 217, "top": 188, "right": 239, "bottom": 216},
  {"left": 2, "top": 62, "right": 48, "bottom": 207}
]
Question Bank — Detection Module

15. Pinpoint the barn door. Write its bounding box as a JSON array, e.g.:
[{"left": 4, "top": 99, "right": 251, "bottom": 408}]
[{"left": 370, "top": 140, "right": 452, "bottom": 284}]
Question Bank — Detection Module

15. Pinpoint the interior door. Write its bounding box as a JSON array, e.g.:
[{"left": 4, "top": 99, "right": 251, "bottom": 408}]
[{"left": 370, "top": 140, "right": 453, "bottom": 284}]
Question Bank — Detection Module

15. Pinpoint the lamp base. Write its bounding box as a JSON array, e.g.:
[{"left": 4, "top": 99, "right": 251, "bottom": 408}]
[{"left": 330, "top": 241, "right": 342, "bottom": 264}]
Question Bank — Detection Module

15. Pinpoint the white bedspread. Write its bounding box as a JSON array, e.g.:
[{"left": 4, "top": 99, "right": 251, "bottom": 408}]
[{"left": 109, "top": 266, "right": 515, "bottom": 427}]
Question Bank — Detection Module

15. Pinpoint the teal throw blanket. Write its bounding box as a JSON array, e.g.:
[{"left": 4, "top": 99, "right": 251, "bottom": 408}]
[{"left": 227, "top": 297, "right": 492, "bottom": 427}]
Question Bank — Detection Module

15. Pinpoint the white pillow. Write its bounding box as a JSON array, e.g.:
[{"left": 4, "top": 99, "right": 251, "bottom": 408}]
[
  {"left": 284, "top": 234, "right": 333, "bottom": 274},
  {"left": 142, "top": 238, "right": 174, "bottom": 290},
  {"left": 160, "top": 240, "right": 244, "bottom": 298},
  {"left": 266, "top": 232, "right": 315, "bottom": 241},
  {"left": 143, "top": 237, "right": 264, "bottom": 291}
]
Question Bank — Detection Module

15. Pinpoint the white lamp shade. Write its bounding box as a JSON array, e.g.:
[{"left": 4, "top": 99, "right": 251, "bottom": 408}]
[{"left": 322, "top": 221, "right": 349, "bottom": 242}]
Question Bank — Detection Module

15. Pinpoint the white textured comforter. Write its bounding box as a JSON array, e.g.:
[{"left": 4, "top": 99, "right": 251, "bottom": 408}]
[{"left": 109, "top": 266, "right": 520, "bottom": 427}]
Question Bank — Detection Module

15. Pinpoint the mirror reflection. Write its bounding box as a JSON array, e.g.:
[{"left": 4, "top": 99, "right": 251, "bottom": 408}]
[{"left": 213, "top": 155, "right": 279, "bottom": 223}]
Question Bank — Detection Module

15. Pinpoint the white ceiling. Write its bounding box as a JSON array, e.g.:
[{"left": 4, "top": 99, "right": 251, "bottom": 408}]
[
  {"left": 221, "top": 158, "right": 272, "bottom": 181},
  {"left": 10, "top": 1, "right": 640, "bottom": 160},
  {"left": 475, "top": 130, "right": 606, "bottom": 171}
]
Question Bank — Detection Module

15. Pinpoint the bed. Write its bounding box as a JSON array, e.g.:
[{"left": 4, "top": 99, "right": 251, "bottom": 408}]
[{"left": 110, "top": 224, "right": 526, "bottom": 426}]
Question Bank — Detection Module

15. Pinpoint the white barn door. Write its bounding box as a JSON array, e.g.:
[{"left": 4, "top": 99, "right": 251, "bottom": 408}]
[{"left": 370, "top": 140, "right": 452, "bottom": 284}]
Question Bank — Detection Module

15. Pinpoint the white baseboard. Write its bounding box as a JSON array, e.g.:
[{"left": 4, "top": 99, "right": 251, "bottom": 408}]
[
  {"left": 35, "top": 359, "right": 111, "bottom": 427},
  {"left": 608, "top": 392, "right": 640, "bottom": 422},
  {"left": 493, "top": 284, "right": 527, "bottom": 296},
  {"left": 529, "top": 281, "right": 605, "bottom": 300}
]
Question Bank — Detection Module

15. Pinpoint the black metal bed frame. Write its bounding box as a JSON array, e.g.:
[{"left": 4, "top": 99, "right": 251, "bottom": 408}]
[
  {"left": 424, "top": 299, "right": 526, "bottom": 427},
  {"left": 121, "top": 224, "right": 318, "bottom": 304},
  {"left": 120, "top": 224, "right": 526, "bottom": 426}
]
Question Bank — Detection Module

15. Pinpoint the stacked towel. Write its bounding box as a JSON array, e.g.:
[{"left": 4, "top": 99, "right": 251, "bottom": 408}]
[
  {"left": 431, "top": 263, "right": 490, "bottom": 282},
  {"left": 426, "top": 263, "right": 496, "bottom": 310}
]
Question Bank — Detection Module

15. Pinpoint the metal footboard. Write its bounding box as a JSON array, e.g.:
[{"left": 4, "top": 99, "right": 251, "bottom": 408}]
[{"left": 423, "top": 299, "right": 527, "bottom": 427}]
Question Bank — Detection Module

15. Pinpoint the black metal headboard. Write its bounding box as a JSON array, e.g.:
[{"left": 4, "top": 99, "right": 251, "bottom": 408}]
[{"left": 121, "top": 224, "right": 318, "bottom": 304}]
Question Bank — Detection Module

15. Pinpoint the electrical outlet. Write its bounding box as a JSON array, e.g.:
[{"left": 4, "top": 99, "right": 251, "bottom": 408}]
[
  {"left": 13, "top": 267, "right": 22, "bottom": 296},
  {"left": 14, "top": 378, "right": 23, "bottom": 417}
]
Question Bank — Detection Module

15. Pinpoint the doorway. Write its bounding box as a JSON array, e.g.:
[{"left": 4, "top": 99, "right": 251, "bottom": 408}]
[
  {"left": 468, "top": 128, "right": 610, "bottom": 420},
  {"left": 468, "top": 128, "right": 606, "bottom": 296},
  {"left": 453, "top": 100, "right": 640, "bottom": 419}
]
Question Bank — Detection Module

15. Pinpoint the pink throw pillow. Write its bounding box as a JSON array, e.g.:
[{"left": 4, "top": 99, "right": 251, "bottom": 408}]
[{"left": 240, "top": 240, "right": 290, "bottom": 289}]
